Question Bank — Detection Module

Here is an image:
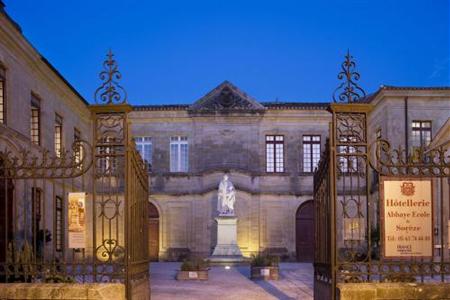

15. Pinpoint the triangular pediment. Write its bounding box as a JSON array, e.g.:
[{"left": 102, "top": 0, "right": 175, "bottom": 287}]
[{"left": 189, "top": 81, "right": 265, "bottom": 112}]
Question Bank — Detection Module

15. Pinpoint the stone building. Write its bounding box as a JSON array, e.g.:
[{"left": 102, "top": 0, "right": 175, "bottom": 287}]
[
  {"left": 130, "top": 82, "right": 450, "bottom": 261},
  {"left": 130, "top": 81, "right": 330, "bottom": 261},
  {"left": 0, "top": 0, "right": 448, "bottom": 266},
  {"left": 0, "top": 2, "right": 92, "bottom": 265}
]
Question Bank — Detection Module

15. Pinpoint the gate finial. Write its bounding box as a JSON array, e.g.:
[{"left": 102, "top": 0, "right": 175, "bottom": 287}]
[
  {"left": 332, "top": 50, "right": 366, "bottom": 103},
  {"left": 94, "top": 50, "right": 128, "bottom": 104}
]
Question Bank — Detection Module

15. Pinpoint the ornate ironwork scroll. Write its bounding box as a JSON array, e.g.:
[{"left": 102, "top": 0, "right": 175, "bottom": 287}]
[
  {"left": 369, "top": 139, "right": 450, "bottom": 177},
  {"left": 0, "top": 140, "right": 92, "bottom": 179},
  {"left": 332, "top": 50, "right": 366, "bottom": 103},
  {"left": 94, "top": 50, "right": 128, "bottom": 105}
]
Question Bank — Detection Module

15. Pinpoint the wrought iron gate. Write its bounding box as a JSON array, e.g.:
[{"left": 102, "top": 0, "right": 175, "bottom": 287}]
[
  {"left": 0, "top": 51, "right": 150, "bottom": 299},
  {"left": 314, "top": 52, "right": 450, "bottom": 299}
]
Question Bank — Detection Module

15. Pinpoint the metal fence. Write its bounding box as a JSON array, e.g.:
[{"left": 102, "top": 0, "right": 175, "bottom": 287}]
[
  {"left": 0, "top": 52, "right": 149, "bottom": 299},
  {"left": 313, "top": 52, "right": 450, "bottom": 300}
]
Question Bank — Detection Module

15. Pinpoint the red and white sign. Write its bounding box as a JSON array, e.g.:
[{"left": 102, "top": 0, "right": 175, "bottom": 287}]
[{"left": 381, "top": 179, "right": 433, "bottom": 258}]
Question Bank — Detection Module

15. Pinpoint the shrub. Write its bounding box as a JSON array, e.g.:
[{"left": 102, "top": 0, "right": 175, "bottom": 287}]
[
  {"left": 44, "top": 275, "right": 76, "bottom": 283},
  {"left": 250, "top": 254, "right": 279, "bottom": 267},
  {"left": 180, "top": 258, "right": 209, "bottom": 271}
]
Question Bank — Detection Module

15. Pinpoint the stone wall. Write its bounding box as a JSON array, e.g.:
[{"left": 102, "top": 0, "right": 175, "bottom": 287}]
[
  {"left": 337, "top": 282, "right": 450, "bottom": 300},
  {"left": 0, "top": 283, "right": 125, "bottom": 300}
]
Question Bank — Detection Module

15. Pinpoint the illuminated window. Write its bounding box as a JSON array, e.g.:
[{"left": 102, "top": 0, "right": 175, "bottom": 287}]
[
  {"left": 266, "top": 135, "right": 284, "bottom": 173},
  {"left": 54, "top": 114, "right": 63, "bottom": 157},
  {"left": 170, "top": 136, "right": 188, "bottom": 172},
  {"left": 303, "top": 135, "right": 321, "bottom": 173},
  {"left": 0, "top": 65, "right": 6, "bottom": 124},
  {"left": 30, "top": 95, "right": 41, "bottom": 145},
  {"left": 99, "top": 136, "right": 115, "bottom": 174},
  {"left": 74, "top": 128, "right": 83, "bottom": 168},
  {"left": 411, "top": 121, "right": 432, "bottom": 147},
  {"left": 55, "top": 196, "right": 64, "bottom": 252},
  {"left": 135, "top": 137, "right": 152, "bottom": 171},
  {"left": 338, "top": 135, "right": 358, "bottom": 173}
]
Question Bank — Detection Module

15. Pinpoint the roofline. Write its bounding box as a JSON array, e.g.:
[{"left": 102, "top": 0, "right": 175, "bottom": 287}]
[
  {"left": 379, "top": 85, "right": 450, "bottom": 91},
  {"left": 133, "top": 102, "right": 330, "bottom": 111},
  {"left": 0, "top": 4, "right": 89, "bottom": 106}
]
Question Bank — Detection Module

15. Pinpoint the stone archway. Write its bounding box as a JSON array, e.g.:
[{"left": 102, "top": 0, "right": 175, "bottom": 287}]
[
  {"left": 296, "top": 200, "right": 314, "bottom": 262},
  {"left": 148, "top": 202, "right": 160, "bottom": 261}
]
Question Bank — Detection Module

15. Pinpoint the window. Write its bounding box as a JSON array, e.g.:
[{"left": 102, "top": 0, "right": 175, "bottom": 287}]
[
  {"left": 31, "top": 188, "right": 42, "bottom": 237},
  {"left": 376, "top": 128, "right": 382, "bottom": 140},
  {"left": 99, "top": 136, "right": 115, "bottom": 174},
  {"left": 303, "top": 135, "right": 321, "bottom": 173},
  {"left": 54, "top": 114, "right": 63, "bottom": 157},
  {"left": 411, "top": 121, "right": 432, "bottom": 147},
  {"left": 0, "top": 65, "right": 6, "bottom": 124},
  {"left": 30, "top": 95, "right": 41, "bottom": 145},
  {"left": 55, "top": 196, "right": 64, "bottom": 252},
  {"left": 135, "top": 137, "right": 152, "bottom": 171},
  {"left": 170, "top": 136, "right": 188, "bottom": 172},
  {"left": 266, "top": 135, "right": 284, "bottom": 173},
  {"left": 74, "top": 128, "right": 83, "bottom": 167},
  {"left": 338, "top": 135, "right": 358, "bottom": 173}
]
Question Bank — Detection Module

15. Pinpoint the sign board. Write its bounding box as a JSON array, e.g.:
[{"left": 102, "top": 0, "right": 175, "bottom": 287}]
[
  {"left": 381, "top": 179, "right": 433, "bottom": 258},
  {"left": 68, "top": 192, "right": 86, "bottom": 248},
  {"left": 188, "top": 272, "right": 198, "bottom": 279},
  {"left": 343, "top": 218, "right": 365, "bottom": 241},
  {"left": 260, "top": 268, "right": 270, "bottom": 276}
]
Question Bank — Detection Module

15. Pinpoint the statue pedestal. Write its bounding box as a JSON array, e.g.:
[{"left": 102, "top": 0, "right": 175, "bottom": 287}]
[{"left": 209, "top": 216, "right": 244, "bottom": 264}]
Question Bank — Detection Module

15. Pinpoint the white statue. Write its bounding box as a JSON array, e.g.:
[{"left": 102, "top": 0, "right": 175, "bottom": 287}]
[{"left": 217, "top": 175, "right": 236, "bottom": 215}]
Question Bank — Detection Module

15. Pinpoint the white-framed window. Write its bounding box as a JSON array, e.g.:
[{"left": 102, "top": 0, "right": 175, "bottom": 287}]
[
  {"left": 303, "top": 135, "right": 321, "bottom": 173},
  {"left": 411, "top": 121, "right": 432, "bottom": 147},
  {"left": 338, "top": 135, "right": 357, "bottom": 173},
  {"left": 170, "top": 136, "right": 188, "bottom": 172},
  {"left": 266, "top": 135, "right": 284, "bottom": 173},
  {"left": 30, "top": 94, "right": 41, "bottom": 145},
  {"left": 135, "top": 137, "right": 152, "bottom": 170},
  {"left": 54, "top": 113, "right": 63, "bottom": 157},
  {"left": 74, "top": 128, "right": 83, "bottom": 168}
]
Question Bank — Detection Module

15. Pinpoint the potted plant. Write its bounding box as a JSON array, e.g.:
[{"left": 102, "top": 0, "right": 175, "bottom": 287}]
[
  {"left": 176, "top": 257, "right": 209, "bottom": 280},
  {"left": 250, "top": 254, "right": 280, "bottom": 280}
]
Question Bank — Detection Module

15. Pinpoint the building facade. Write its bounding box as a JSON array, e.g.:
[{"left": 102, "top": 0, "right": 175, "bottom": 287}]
[{"left": 0, "top": 1, "right": 448, "bottom": 265}]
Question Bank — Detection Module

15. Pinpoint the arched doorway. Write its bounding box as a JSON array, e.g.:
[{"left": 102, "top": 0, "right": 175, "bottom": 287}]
[
  {"left": 296, "top": 200, "right": 314, "bottom": 262},
  {"left": 148, "top": 202, "right": 159, "bottom": 261}
]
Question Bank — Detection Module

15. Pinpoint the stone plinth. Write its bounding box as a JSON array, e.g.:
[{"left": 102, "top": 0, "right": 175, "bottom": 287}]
[
  {"left": 0, "top": 283, "right": 125, "bottom": 299},
  {"left": 210, "top": 216, "right": 244, "bottom": 264},
  {"left": 337, "top": 282, "right": 450, "bottom": 300}
]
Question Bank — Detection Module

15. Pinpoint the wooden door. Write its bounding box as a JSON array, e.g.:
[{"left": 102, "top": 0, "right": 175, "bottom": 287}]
[
  {"left": 148, "top": 203, "right": 159, "bottom": 261},
  {"left": 296, "top": 201, "right": 314, "bottom": 262},
  {"left": 0, "top": 177, "right": 13, "bottom": 265}
]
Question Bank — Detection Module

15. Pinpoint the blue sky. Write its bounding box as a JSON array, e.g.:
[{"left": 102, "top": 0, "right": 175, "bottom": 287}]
[{"left": 4, "top": 0, "right": 450, "bottom": 104}]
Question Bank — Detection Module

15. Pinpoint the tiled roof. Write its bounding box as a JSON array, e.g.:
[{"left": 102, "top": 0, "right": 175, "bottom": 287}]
[
  {"left": 133, "top": 101, "right": 329, "bottom": 111},
  {"left": 380, "top": 85, "right": 450, "bottom": 91},
  {"left": 133, "top": 104, "right": 190, "bottom": 111},
  {"left": 359, "top": 85, "right": 450, "bottom": 103},
  {"left": 262, "top": 102, "right": 329, "bottom": 109}
]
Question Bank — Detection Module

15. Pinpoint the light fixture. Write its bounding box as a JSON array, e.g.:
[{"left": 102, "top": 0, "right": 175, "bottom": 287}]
[{"left": 225, "top": 265, "right": 230, "bottom": 270}]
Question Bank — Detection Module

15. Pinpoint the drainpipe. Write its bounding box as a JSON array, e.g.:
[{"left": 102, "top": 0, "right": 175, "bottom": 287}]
[{"left": 404, "top": 97, "right": 409, "bottom": 156}]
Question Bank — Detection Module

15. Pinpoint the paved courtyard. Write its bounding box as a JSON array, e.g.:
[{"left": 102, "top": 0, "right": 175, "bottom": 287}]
[{"left": 150, "top": 262, "right": 313, "bottom": 300}]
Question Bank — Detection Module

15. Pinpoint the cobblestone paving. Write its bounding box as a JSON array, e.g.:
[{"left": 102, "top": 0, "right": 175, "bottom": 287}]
[{"left": 150, "top": 262, "right": 313, "bottom": 300}]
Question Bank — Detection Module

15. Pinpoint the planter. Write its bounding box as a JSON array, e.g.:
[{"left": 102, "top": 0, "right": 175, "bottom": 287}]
[
  {"left": 176, "top": 270, "right": 209, "bottom": 280},
  {"left": 250, "top": 266, "right": 279, "bottom": 280}
]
